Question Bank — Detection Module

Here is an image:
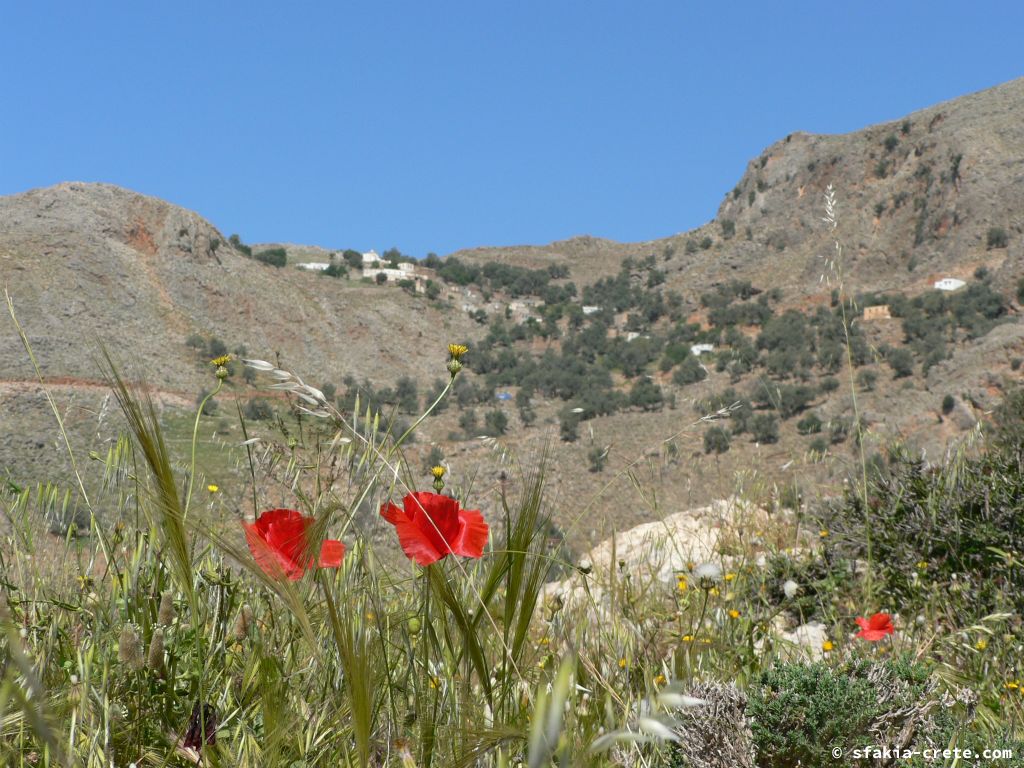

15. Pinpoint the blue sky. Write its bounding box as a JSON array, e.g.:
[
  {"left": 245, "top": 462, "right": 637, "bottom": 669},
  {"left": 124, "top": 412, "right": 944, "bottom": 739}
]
[{"left": 2, "top": 2, "right": 1022, "bottom": 256}]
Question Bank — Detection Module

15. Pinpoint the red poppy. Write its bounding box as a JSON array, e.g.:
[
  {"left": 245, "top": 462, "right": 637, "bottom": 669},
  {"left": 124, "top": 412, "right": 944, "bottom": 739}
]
[
  {"left": 243, "top": 508, "right": 345, "bottom": 580},
  {"left": 380, "top": 491, "right": 488, "bottom": 566},
  {"left": 854, "top": 612, "right": 895, "bottom": 641}
]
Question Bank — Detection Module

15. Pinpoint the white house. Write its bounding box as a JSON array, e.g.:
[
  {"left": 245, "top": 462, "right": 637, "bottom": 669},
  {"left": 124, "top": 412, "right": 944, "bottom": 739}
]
[
  {"left": 361, "top": 250, "right": 382, "bottom": 266},
  {"left": 691, "top": 343, "right": 715, "bottom": 356},
  {"left": 296, "top": 262, "right": 331, "bottom": 271},
  {"left": 934, "top": 278, "right": 966, "bottom": 292},
  {"left": 582, "top": 305, "right": 602, "bottom": 315}
]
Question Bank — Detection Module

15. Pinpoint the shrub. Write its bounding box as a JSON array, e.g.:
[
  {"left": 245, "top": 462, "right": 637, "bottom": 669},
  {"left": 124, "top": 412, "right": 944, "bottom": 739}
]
[
  {"left": 887, "top": 348, "right": 914, "bottom": 378},
  {"left": 458, "top": 408, "right": 478, "bottom": 436},
  {"left": 673, "top": 355, "right": 707, "bottom": 386},
  {"left": 559, "top": 413, "right": 579, "bottom": 442},
  {"left": 699, "top": 236, "right": 713, "bottom": 250},
  {"left": 628, "top": 378, "right": 664, "bottom": 411},
  {"left": 587, "top": 446, "right": 607, "bottom": 472},
  {"left": 941, "top": 394, "right": 955, "bottom": 415},
  {"left": 818, "top": 376, "right": 839, "bottom": 394},
  {"left": 229, "top": 233, "right": 252, "bottom": 257},
  {"left": 986, "top": 227, "right": 1008, "bottom": 249},
  {"left": 751, "top": 413, "right": 779, "bottom": 444},
  {"left": 243, "top": 398, "right": 273, "bottom": 421},
  {"left": 483, "top": 409, "right": 508, "bottom": 436},
  {"left": 855, "top": 368, "right": 877, "bottom": 391},
  {"left": 255, "top": 247, "right": 287, "bottom": 268},
  {"left": 721, "top": 219, "right": 736, "bottom": 239},
  {"left": 322, "top": 262, "right": 347, "bottom": 278},
  {"left": 796, "top": 413, "right": 822, "bottom": 435},
  {"left": 375, "top": 272, "right": 388, "bottom": 285},
  {"left": 818, "top": 426, "right": 1024, "bottom": 617},
  {"left": 703, "top": 426, "right": 730, "bottom": 454},
  {"left": 340, "top": 249, "right": 362, "bottom": 269},
  {"left": 748, "top": 658, "right": 941, "bottom": 768}
]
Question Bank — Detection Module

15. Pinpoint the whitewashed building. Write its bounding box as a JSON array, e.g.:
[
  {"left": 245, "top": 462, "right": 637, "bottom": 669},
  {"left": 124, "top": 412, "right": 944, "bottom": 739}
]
[
  {"left": 934, "top": 278, "right": 966, "bottom": 292},
  {"left": 691, "top": 343, "right": 715, "bottom": 356},
  {"left": 296, "top": 262, "right": 331, "bottom": 271}
]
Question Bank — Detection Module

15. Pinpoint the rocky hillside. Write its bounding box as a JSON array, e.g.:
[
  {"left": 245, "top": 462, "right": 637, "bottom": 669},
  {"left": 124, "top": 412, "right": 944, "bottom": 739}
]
[{"left": 2, "top": 78, "right": 1023, "bottom": 542}]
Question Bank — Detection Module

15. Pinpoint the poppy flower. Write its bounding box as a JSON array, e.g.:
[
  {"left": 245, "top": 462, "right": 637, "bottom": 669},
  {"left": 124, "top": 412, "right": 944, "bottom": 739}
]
[
  {"left": 380, "top": 491, "right": 488, "bottom": 566},
  {"left": 854, "top": 612, "right": 894, "bottom": 641},
  {"left": 243, "top": 508, "right": 345, "bottom": 580}
]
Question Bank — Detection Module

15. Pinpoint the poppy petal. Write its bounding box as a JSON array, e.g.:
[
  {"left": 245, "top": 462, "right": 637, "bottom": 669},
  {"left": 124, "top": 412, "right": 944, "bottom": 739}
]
[
  {"left": 381, "top": 501, "right": 409, "bottom": 525},
  {"left": 453, "top": 509, "right": 489, "bottom": 558},
  {"left": 318, "top": 539, "right": 345, "bottom": 568},
  {"left": 244, "top": 521, "right": 303, "bottom": 580},
  {"left": 390, "top": 517, "right": 445, "bottom": 566}
]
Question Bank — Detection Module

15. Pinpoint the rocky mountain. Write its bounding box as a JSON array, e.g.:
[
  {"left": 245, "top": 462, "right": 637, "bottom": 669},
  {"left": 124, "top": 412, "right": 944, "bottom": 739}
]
[{"left": 2, "top": 78, "right": 1023, "bottom": 543}]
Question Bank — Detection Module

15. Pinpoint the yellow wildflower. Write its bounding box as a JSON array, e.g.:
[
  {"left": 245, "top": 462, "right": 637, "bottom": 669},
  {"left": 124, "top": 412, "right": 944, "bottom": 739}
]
[
  {"left": 1004, "top": 680, "right": 1020, "bottom": 690},
  {"left": 447, "top": 343, "right": 469, "bottom": 361},
  {"left": 682, "top": 635, "right": 694, "bottom": 642},
  {"left": 916, "top": 561, "right": 928, "bottom": 569},
  {"left": 728, "top": 609, "right": 740, "bottom": 619},
  {"left": 653, "top": 674, "right": 666, "bottom": 686},
  {"left": 207, "top": 484, "right": 219, "bottom": 493},
  {"left": 975, "top": 639, "right": 988, "bottom": 651},
  {"left": 210, "top": 354, "right": 233, "bottom": 367},
  {"left": 430, "top": 465, "right": 446, "bottom": 479},
  {"left": 676, "top": 576, "right": 688, "bottom": 592},
  {"left": 819, "top": 529, "right": 829, "bottom": 538},
  {"left": 618, "top": 657, "right": 628, "bottom": 669},
  {"left": 724, "top": 572, "right": 736, "bottom": 582},
  {"left": 822, "top": 640, "right": 834, "bottom": 652}
]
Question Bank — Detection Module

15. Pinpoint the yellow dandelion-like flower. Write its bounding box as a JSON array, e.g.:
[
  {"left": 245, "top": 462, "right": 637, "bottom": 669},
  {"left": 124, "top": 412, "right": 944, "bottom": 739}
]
[
  {"left": 724, "top": 572, "right": 736, "bottom": 582},
  {"left": 1004, "top": 680, "right": 1020, "bottom": 690},
  {"left": 539, "top": 637, "right": 550, "bottom": 646},
  {"left": 709, "top": 587, "right": 720, "bottom": 597},
  {"left": 653, "top": 674, "right": 666, "bottom": 686},
  {"left": 916, "top": 561, "right": 928, "bottom": 570},
  {"left": 676, "top": 576, "right": 688, "bottom": 592},
  {"left": 431, "top": 465, "right": 446, "bottom": 479},
  {"left": 429, "top": 676, "right": 440, "bottom": 689},
  {"left": 728, "top": 609, "right": 741, "bottom": 619},
  {"left": 822, "top": 640, "right": 834, "bottom": 652},
  {"left": 447, "top": 343, "right": 469, "bottom": 361},
  {"left": 975, "top": 639, "right": 988, "bottom": 651},
  {"left": 618, "top": 657, "right": 628, "bottom": 669},
  {"left": 819, "top": 529, "right": 830, "bottom": 538},
  {"left": 210, "top": 354, "right": 233, "bottom": 367},
  {"left": 207, "top": 484, "right": 219, "bottom": 493},
  {"left": 701, "top": 638, "right": 712, "bottom": 645},
  {"left": 682, "top": 635, "right": 694, "bottom": 642}
]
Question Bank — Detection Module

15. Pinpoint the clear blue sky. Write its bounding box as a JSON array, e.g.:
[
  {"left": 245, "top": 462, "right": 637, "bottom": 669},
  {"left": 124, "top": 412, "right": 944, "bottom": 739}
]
[{"left": 2, "top": 2, "right": 1022, "bottom": 256}]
